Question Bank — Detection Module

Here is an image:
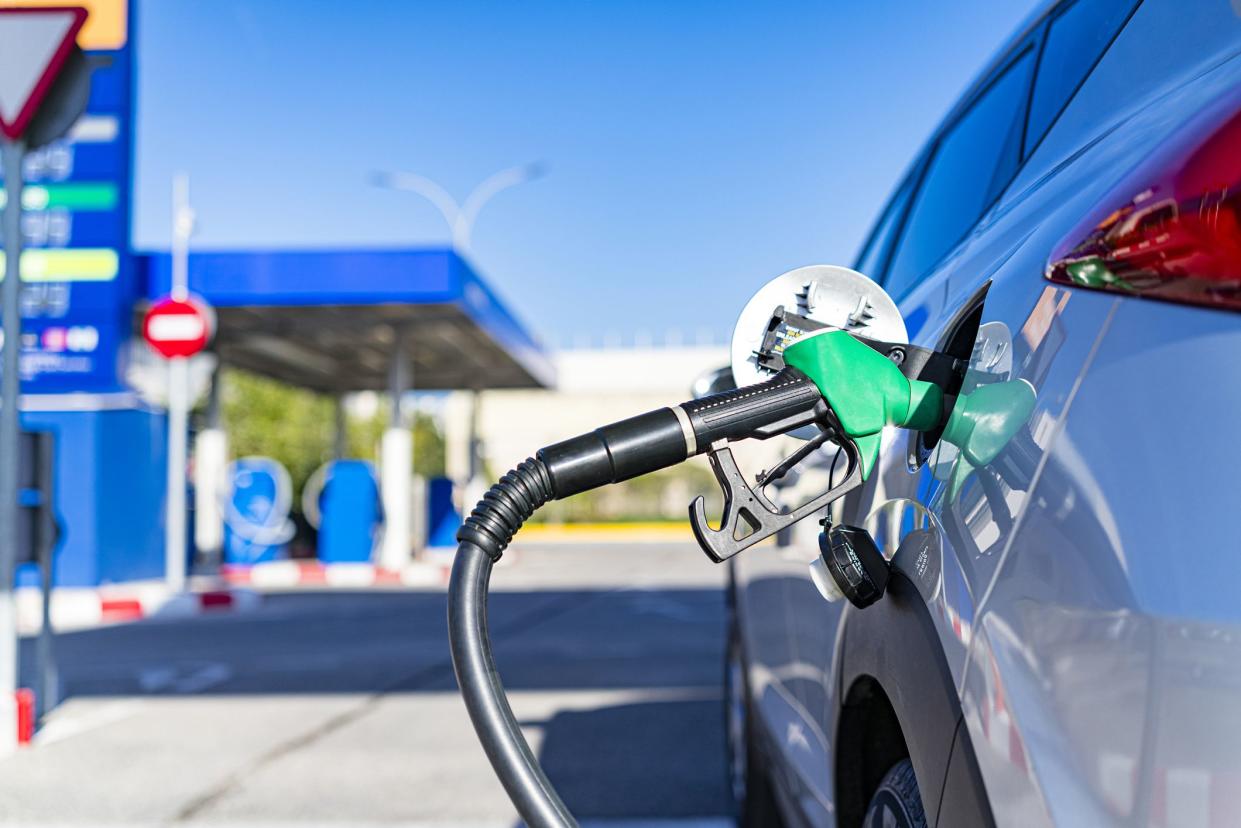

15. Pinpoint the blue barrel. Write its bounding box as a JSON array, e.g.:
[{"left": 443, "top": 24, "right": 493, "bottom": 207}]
[
  {"left": 426, "top": 476, "right": 461, "bottom": 548},
  {"left": 318, "top": 460, "right": 381, "bottom": 564}
]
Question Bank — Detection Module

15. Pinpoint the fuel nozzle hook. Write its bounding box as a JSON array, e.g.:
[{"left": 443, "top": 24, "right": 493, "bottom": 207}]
[{"left": 689, "top": 432, "right": 863, "bottom": 562}]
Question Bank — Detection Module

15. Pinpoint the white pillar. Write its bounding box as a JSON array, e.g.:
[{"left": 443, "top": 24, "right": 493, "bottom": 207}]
[
  {"left": 192, "top": 427, "right": 227, "bottom": 561},
  {"left": 379, "top": 428, "right": 412, "bottom": 570},
  {"left": 378, "top": 333, "right": 412, "bottom": 570},
  {"left": 194, "top": 369, "right": 227, "bottom": 562}
]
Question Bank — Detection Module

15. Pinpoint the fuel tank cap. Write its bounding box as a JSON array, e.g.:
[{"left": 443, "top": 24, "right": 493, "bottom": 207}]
[{"left": 730, "top": 264, "right": 907, "bottom": 391}]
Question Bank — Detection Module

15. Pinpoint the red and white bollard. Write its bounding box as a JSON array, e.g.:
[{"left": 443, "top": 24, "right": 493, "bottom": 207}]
[{"left": 14, "top": 688, "right": 33, "bottom": 745}]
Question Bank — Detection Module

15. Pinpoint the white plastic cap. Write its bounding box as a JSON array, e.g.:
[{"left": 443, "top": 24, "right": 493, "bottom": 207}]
[{"left": 809, "top": 555, "right": 845, "bottom": 603}]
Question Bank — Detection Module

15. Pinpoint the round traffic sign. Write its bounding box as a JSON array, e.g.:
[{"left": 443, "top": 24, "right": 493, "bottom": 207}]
[{"left": 143, "top": 295, "right": 215, "bottom": 359}]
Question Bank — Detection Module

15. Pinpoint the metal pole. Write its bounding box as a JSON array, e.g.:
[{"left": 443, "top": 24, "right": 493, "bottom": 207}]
[
  {"left": 0, "top": 139, "right": 26, "bottom": 752},
  {"left": 165, "top": 173, "right": 192, "bottom": 591},
  {"left": 36, "top": 551, "right": 54, "bottom": 719},
  {"left": 205, "top": 364, "right": 222, "bottom": 428},
  {"left": 35, "top": 434, "right": 56, "bottom": 722},
  {"left": 165, "top": 357, "right": 188, "bottom": 591},
  {"left": 334, "top": 394, "right": 348, "bottom": 459},
  {"left": 467, "top": 389, "right": 481, "bottom": 482},
  {"left": 171, "top": 173, "right": 191, "bottom": 299},
  {"left": 389, "top": 336, "right": 407, "bottom": 427},
  {"left": 463, "top": 388, "right": 487, "bottom": 518}
]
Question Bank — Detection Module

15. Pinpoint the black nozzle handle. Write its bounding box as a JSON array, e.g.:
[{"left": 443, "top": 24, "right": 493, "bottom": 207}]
[
  {"left": 680, "top": 367, "right": 823, "bottom": 449},
  {"left": 535, "top": 368, "right": 824, "bottom": 500}
]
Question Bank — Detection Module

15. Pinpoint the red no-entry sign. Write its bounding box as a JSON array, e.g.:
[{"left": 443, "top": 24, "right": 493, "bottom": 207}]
[{"left": 142, "top": 295, "right": 215, "bottom": 359}]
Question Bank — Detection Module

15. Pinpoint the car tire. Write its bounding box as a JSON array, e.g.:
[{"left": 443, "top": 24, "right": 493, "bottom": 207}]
[
  {"left": 864, "top": 759, "right": 927, "bottom": 828},
  {"left": 726, "top": 621, "right": 784, "bottom": 828}
]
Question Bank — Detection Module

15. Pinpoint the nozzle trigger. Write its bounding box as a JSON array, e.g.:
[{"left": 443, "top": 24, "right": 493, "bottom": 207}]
[{"left": 689, "top": 436, "right": 864, "bottom": 563}]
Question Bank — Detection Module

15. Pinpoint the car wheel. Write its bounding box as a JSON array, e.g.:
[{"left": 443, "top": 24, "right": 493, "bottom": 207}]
[
  {"left": 864, "top": 759, "right": 926, "bottom": 828},
  {"left": 725, "top": 621, "right": 784, "bottom": 827}
]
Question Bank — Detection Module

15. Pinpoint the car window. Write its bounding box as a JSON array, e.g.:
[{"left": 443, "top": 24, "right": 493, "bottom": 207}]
[
  {"left": 853, "top": 175, "right": 915, "bottom": 280},
  {"left": 1023, "top": 0, "right": 1140, "bottom": 158},
  {"left": 884, "top": 48, "right": 1036, "bottom": 301}
]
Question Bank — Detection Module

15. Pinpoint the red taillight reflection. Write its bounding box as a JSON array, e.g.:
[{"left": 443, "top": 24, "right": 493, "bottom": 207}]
[{"left": 1047, "top": 105, "right": 1241, "bottom": 311}]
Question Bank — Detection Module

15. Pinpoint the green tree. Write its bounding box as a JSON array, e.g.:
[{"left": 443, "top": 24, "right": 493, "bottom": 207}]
[
  {"left": 219, "top": 369, "right": 447, "bottom": 505},
  {"left": 346, "top": 408, "right": 446, "bottom": 477},
  {"left": 220, "top": 369, "right": 335, "bottom": 499}
]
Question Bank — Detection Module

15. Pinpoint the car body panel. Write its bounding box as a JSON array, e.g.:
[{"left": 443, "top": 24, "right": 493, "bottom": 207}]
[
  {"left": 733, "top": 544, "right": 833, "bottom": 825},
  {"left": 963, "top": 297, "right": 1241, "bottom": 827},
  {"left": 733, "top": 1, "right": 1241, "bottom": 825}
]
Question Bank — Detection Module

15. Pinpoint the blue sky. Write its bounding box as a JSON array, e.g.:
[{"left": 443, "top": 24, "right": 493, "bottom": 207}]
[{"left": 134, "top": 1, "right": 1041, "bottom": 348}]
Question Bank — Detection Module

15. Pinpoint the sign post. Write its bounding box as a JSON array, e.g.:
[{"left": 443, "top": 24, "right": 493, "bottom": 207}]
[
  {"left": 143, "top": 175, "right": 209, "bottom": 591},
  {"left": 18, "top": 431, "right": 60, "bottom": 722},
  {"left": 0, "top": 5, "right": 88, "bottom": 752},
  {"left": 0, "top": 139, "right": 23, "bottom": 755}
]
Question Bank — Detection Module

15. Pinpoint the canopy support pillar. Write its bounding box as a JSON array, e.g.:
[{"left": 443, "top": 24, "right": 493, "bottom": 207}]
[{"left": 379, "top": 332, "right": 413, "bottom": 570}]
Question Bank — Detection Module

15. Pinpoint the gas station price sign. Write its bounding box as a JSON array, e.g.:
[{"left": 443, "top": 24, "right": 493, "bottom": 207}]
[{"left": 0, "top": 0, "right": 132, "bottom": 394}]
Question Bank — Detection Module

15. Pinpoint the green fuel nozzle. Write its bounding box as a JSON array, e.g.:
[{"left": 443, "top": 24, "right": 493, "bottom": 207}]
[{"left": 783, "top": 329, "right": 945, "bottom": 479}]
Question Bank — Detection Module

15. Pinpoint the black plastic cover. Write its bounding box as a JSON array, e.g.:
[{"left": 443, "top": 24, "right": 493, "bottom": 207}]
[
  {"left": 681, "top": 368, "right": 822, "bottom": 447},
  {"left": 820, "top": 524, "right": 890, "bottom": 609},
  {"left": 538, "top": 408, "right": 687, "bottom": 498}
]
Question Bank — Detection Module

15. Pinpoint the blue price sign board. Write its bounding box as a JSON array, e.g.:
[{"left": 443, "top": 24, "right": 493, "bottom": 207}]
[{"left": 2, "top": 0, "right": 133, "bottom": 394}]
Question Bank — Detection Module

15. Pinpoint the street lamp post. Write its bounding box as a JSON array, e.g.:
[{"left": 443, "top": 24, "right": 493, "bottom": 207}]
[{"left": 370, "top": 162, "right": 546, "bottom": 253}]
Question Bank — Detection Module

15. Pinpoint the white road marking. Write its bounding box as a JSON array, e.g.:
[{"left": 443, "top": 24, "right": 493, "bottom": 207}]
[
  {"left": 175, "top": 662, "right": 233, "bottom": 693},
  {"left": 137, "top": 665, "right": 176, "bottom": 692},
  {"left": 138, "top": 661, "right": 233, "bottom": 694},
  {"left": 31, "top": 700, "right": 143, "bottom": 748},
  {"left": 627, "top": 590, "right": 697, "bottom": 620}
]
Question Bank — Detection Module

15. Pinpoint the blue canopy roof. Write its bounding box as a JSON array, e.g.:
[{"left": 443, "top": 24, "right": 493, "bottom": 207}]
[{"left": 138, "top": 248, "right": 552, "bottom": 392}]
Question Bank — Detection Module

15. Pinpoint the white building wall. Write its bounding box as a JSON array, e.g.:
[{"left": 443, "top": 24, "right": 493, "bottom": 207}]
[
  {"left": 444, "top": 344, "right": 802, "bottom": 502},
  {"left": 445, "top": 345, "right": 727, "bottom": 481}
]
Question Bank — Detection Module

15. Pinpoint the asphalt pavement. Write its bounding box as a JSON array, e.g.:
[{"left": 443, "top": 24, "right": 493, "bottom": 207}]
[{"left": 0, "top": 542, "right": 734, "bottom": 827}]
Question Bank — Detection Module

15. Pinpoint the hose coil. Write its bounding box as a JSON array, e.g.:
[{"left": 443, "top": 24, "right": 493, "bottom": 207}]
[{"left": 455, "top": 458, "right": 555, "bottom": 561}]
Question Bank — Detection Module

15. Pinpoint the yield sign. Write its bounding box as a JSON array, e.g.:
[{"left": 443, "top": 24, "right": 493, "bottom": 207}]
[{"left": 0, "top": 6, "right": 86, "bottom": 141}]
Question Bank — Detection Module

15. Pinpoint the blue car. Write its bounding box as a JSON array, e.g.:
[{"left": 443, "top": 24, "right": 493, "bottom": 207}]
[{"left": 727, "top": 1, "right": 1241, "bottom": 825}]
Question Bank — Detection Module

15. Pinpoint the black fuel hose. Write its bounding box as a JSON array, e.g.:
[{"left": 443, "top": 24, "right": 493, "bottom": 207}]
[
  {"left": 449, "top": 541, "right": 575, "bottom": 825},
  {"left": 447, "top": 368, "right": 823, "bottom": 828}
]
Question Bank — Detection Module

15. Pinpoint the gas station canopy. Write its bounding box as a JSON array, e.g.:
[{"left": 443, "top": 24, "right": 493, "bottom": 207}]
[{"left": 139, "top": 248, "right": 553, "bottom": 393}]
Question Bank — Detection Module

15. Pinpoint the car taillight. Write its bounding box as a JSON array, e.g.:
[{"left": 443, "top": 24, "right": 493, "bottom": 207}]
[{"left": 1046, "top": 98, "right": 1241, "bottom": 311}]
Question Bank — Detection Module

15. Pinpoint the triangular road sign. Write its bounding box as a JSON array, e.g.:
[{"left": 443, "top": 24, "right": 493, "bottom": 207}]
[{"left": 0, "top": 6, "right": 86, "bottom": 141}]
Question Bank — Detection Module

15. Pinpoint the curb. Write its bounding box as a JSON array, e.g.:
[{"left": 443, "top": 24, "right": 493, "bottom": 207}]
[
  {"left": 15, "top": 583, "right": 260, "bottom": 635},
  {"left": 518, "top": 522, "right": 692, "bottom": 543},
  {"left": 221, "top": 559, "right": 454, "bottom": 590}
]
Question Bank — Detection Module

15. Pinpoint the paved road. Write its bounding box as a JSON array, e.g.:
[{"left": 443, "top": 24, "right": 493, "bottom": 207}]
[{"left": 0, "top": 543, "right": 734, "bottom": 827}]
